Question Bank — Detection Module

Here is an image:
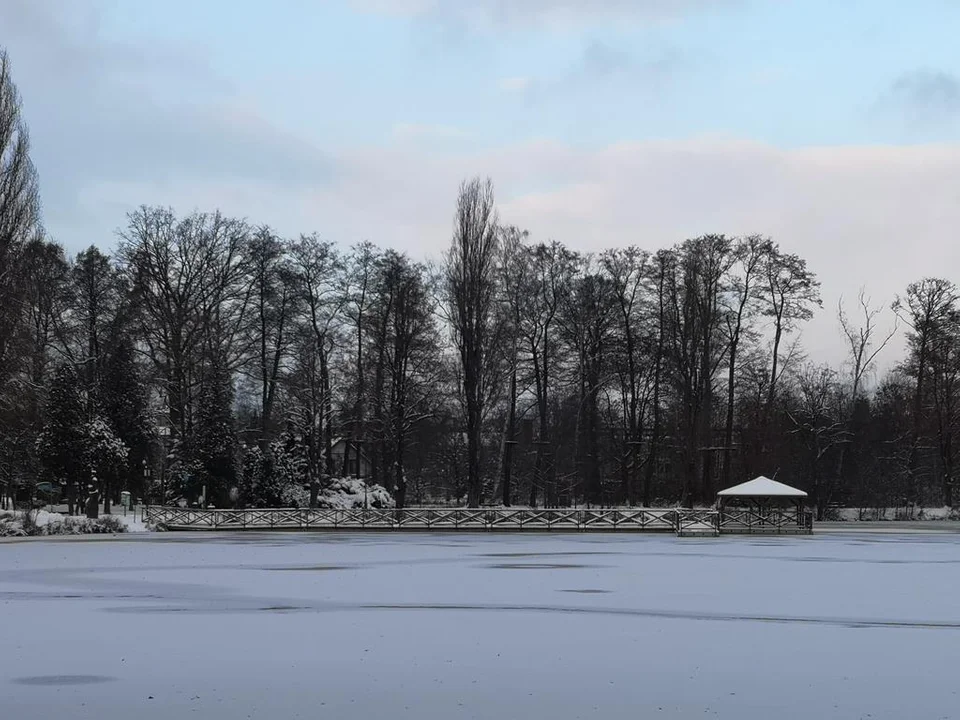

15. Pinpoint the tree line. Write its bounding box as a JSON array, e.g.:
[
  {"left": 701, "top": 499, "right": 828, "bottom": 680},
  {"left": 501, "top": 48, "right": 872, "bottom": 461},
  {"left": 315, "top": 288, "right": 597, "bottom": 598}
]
[{"left": 1, "top": 48, "right": 957, "bottom": 517}]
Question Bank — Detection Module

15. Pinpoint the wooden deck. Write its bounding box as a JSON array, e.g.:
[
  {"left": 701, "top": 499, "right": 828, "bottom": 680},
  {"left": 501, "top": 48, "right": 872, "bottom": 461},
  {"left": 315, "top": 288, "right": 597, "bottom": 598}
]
[{"left": 143, "top": 506, "right": 813, "bottom": 536}]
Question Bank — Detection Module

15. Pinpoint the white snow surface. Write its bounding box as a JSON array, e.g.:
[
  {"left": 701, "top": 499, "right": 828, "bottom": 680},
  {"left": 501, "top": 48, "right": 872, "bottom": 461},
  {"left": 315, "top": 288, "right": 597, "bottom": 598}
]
[
  {"left": 29, "top": 509, "right": 147, "bottom": 531},
  {"left": 0, "top": 509, "right": 146, "bottom": 535},
  {"left": 3, "top": 531, "right": 960, "bottom": 719},
  {"left": 717, "top": 475, "right": 808, "bottom": 497}
]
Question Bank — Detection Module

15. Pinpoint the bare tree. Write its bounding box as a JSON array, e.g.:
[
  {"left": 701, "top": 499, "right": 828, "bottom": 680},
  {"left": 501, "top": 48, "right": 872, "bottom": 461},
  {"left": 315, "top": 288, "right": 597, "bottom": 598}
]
[
  {"left": 559, "top": 260, "right": 616, "bottom": 505},
  {"left": 246, "top": 228, "right": 298, "bottom": 451},
  {"left": 0, "top": 49, "right": 41, "bottom": 398},
  {"left": 520, "top": 240, "right": 577, "bottom": 507},
  {"left": 787, "top": 363, "right": 848, "bottom": 519},
  {"left": 761, "top": 247, "right": 822, "bottom": 412},
  {"left": 839, "top": 289, "right": 898, "bottom": 406},
  {"left": 119, "top": 207, "right": 250, "bottom": 439},
  {"left": 380, "top": 253, "right": 440, "bottom": 508},
  {"left": 445, "top": 178, "right": 501, "bottom": 507},
  {"left": 666, "top": 236, "right": 733, "bottom": 505},
  {"left": 342, "top": 241, "right": 380, "bottom": 477},
  {"left": 290, "top": 234, "right": 343, "bottom": 478},
  {"left": 835, "top": 289, "right": 898, "bottom": 500},
  {"left": 496, "top": 226, "right": 529, "bottom": 507},
  {"left": 601, "top": 246, "right": 652, "bottom": 505},
  {"left": 720, "top": 235, "right": 771, "bottom": 489},
  {"left": 893, "top": 278, "right": 960, "bottom": 507}
]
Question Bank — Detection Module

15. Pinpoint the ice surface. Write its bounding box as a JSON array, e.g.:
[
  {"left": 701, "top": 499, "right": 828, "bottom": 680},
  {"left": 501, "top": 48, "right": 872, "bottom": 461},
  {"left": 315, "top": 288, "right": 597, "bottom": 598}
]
[{"left": 2, "top": 530, "right": 960, "bottom": 719}]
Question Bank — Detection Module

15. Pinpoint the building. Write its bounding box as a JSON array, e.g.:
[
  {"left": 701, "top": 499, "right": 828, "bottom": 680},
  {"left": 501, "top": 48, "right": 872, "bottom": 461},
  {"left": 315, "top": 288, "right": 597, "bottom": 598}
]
[{"left": 330, "top": 438, "right": 372, "bottom": 478}]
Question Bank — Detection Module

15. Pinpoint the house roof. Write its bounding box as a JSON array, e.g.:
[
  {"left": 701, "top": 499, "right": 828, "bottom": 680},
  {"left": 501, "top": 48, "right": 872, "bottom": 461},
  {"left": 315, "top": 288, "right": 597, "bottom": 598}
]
[
  {"left": 717, "top": 476, "right": 808, "bottom": 498},
  {"left": 330, "top": 437, "right": 371, "bottom": 462}
]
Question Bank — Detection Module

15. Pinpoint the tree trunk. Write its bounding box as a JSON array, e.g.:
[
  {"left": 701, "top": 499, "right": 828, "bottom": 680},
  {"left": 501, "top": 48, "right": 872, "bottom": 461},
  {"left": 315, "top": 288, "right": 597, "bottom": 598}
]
[
  {"left": 722, "top": 337, "right": 738, "bottom": 490},
  {"left": 500, "top": 365, "right": 517, "bottom": 507},
  {"left": 320, "top": 346, "right": 334, "bottom": 477},
  {"left": 907, "top": 337, "right": 927, "bottom": 508},
  {"left": 466, "top": 408, "right": 482, "bottom": 507},
  {"left": 586, "top": 364, "right": 602, "bottom": 506},
  {"left": 395, "top": 434, "right": 407, "bottom": 509}
]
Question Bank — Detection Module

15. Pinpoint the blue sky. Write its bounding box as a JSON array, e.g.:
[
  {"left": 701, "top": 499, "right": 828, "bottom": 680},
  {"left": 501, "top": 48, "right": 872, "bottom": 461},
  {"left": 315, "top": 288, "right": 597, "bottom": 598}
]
[
  {"left": 3, "top": 0, "right": 960, "bottom": 364},
  {"left": 87, "top": 0, "right": 960, "bottom": 148}
]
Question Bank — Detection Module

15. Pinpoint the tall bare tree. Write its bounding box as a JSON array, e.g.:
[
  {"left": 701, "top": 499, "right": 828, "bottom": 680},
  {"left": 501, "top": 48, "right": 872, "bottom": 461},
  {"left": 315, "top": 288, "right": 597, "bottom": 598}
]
[
  {"left": 342, "top": 241, "right": 380, "bottom": 476},
  {"left": 601, "top": 246, "right": 652, "bottom": 505},
  {"left": 119, "top": 207, "right": 250, "bottom": 439},
  {"left": 380, "top": 252, "right": 439, "bottom": 508},
  {"left": 290, "top": 234, "right": 343, "bottom": 478},
  {"left": 560, "top": 261, "right": 616, "bottom": 505},
  {"left": 893, "top": 278, "right": 960, "bottom": 507},
  {"left": 836, "top": 289, "right": 898, "bottom": 495},
  {"left": 246, "top": 228, "right": 298, "bottom": 451},
  {"left": 520, "top": 240, "right": 577, "bottom": 507},
  {"left": 0, "top": 49, "right": 40, "bottom": 398},
  {"left": 445, "top": 177, "right": 501, "bottom": 507},
  {"left": 496, "top": 226, "right": 529, "bottom": 507},
  {"left": 761, "top": 247, "right": 822, "bottom": 414},
  {"left": 720, "top": 235, "right": 770, "bottom": 489}
]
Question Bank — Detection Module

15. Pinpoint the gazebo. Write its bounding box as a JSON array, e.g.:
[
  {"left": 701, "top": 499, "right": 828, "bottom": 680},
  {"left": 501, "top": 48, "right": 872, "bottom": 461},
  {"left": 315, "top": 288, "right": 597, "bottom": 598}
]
[{"left": 716, "top": 476, "right": 811, "bottom": 533}]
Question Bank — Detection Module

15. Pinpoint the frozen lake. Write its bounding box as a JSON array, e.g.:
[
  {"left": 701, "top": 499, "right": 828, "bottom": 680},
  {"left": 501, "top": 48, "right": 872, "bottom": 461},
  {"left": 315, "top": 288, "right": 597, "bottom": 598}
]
[{"left": 3, "top": 530, "right": 960, "bottom": 719}]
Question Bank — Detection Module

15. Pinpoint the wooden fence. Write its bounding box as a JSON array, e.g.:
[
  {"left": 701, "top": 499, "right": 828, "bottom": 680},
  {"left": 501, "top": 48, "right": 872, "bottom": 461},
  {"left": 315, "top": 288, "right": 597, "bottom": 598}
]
[{"left": 143, "top": 506, "right": 813, "bottom": 535}]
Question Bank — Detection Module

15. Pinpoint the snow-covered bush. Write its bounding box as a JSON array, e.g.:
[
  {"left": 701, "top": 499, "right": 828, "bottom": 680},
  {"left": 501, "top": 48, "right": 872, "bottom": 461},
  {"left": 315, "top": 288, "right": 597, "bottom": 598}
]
[
  {"left": 316, "top": 478, "right": 395, "bottom": 509},
  {"left": 44, "top": 514, "right": 127, "bottom": 535},
  {"left": 241, "top": 438, "right": 306, "bottom": 508},
  {"left": 0, "top": 510, "right": 127, "bottom": 536},
  {"left": 281, "top": 482, "right": 311, "bottom": 509},
  {"left": 0, "top": 511, "right": 28, "bottom": 537}
]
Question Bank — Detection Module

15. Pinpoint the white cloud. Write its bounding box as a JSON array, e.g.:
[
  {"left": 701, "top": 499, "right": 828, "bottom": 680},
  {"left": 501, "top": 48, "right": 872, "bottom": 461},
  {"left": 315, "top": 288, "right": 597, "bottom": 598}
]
[
  {"left": 499, "top": 76, "right": 532, "bottom": 92},
  {"left": 392, "top": 123, "right": 470, "bottom": 141},
  {"left": 354, "top": 0, "right": 737, "bottom": 26},
  {"left": 0, "top": 0, "right": 333, "bottom": 245}
]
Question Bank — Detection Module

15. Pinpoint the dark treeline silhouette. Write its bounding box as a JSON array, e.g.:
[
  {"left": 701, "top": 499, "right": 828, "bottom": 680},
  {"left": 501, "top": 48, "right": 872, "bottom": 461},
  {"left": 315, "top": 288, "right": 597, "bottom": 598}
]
[{"left": 0, "top": 49, "right": 956, "bottom": 517}]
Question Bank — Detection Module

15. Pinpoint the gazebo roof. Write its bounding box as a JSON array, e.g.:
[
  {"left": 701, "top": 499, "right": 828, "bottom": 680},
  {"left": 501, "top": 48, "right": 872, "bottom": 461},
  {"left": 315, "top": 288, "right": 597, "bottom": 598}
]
[{"left": 717, "top": 476, "right": 808, "bottom": 498}]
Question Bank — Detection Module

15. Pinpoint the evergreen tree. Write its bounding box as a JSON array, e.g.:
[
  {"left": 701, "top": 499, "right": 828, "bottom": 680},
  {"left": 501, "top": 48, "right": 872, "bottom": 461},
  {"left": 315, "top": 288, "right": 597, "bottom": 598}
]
[
  {"left": 102, "top": 335, "right": 153, "bottom": 499},
  {"left": 36, "top": 364, "right": 86, "bottom": 513},
  {"left": 190, "top": 360, "right": 238, "bottom": 506},
  {"left": 82, "top": 415, "right": 128, "bottom": 515}
]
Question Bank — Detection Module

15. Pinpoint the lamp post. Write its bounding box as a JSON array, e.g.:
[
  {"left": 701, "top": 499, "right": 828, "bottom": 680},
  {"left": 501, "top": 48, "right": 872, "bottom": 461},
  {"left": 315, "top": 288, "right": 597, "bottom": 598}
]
[{"left": 141, "top": 458, "right": 150, "bottom": 498}]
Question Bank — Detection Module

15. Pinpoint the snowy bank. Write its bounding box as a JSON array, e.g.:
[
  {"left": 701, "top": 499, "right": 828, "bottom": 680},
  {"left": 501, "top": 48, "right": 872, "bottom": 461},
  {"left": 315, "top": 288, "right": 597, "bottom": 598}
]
[
  {"left": 834, "top": 506, "right": 960, "bottom": 522},
  {"left": 0, "top": 509, "right": 147, "bottom": 537}
]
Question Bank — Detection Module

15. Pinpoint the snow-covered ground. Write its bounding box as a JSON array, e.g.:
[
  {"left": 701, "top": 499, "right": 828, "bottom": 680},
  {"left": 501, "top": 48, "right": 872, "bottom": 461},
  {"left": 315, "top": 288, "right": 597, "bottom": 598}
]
[
  {"left": 2, "top": 532, "right": 960, "bottom": 719},
  {"left": 835, "top": 506, "right": 959, "bottom": 521},
  {"left": 0, "top": 508, "right": 147, "bottom": 535}
]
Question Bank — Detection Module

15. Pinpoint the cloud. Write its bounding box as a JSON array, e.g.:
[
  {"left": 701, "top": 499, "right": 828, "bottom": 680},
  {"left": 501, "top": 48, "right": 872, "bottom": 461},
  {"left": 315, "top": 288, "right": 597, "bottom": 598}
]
[
  {"left": 499, "top": 76, "right": 532, "bottom": 93},
  {"left": 507, "top": 40, "right": 685, "bottom": 104},
  {"left": 392, "top": 123, "right": 470, "bottom": 141},
  {"left": 95, "top": 135, "right": 960, "bottom": 371},
  {"left": 0, "top": 0, "right": 333, "bottom": 244},
  {"left": 354, "top": 0, "right": 737, "bottom": 27},
  {"left": 2, "top": 0, "right": 952, "bottom": 374},
  {"left": 879, "top": 69, "right": 960, "bottom": 130}
]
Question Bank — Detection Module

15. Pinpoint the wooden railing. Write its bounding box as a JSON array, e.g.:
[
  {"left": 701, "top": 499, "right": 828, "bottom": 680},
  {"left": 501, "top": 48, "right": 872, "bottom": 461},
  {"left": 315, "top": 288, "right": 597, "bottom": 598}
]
[
  {"left": 718, "top": 508, "right": 814, "bottom": 534},
  {"left": 676, "top": 510, "right": 720, "bottom": 537},
  {"left": 143, "top": 506, "right": 813, "bottom": 535}
]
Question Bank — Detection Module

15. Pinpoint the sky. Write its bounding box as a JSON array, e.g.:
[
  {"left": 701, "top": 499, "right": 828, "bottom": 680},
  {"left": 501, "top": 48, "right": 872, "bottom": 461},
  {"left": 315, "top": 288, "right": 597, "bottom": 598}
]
[{"left": 2, "top": 0, "right": 960, "bottom": 369}]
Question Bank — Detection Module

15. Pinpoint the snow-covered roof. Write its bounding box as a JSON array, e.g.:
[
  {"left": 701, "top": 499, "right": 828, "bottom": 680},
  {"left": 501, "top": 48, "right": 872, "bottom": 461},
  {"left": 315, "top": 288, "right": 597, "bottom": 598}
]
[{"left": 717, "top": 476, "right": 808, "bottom": 498}]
